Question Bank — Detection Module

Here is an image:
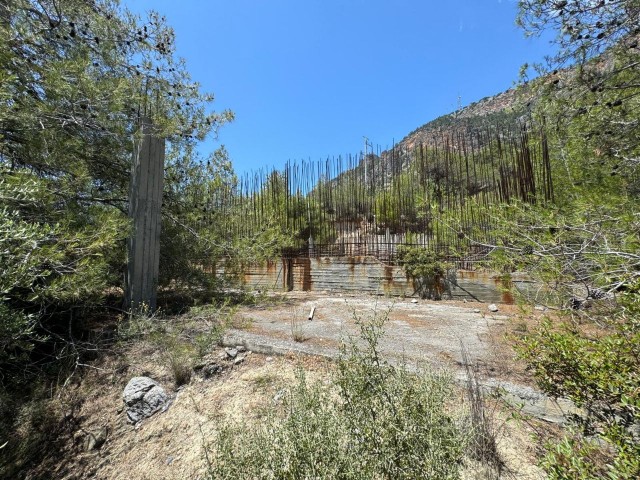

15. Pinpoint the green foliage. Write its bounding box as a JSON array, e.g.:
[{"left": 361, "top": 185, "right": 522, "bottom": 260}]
[
  {"left": 0, "top": 173, "right": 127, "bottom": 371},
  {"left": 159, "top": 144, "right": 238, "bottom": 292},
  {"left": 507, "top": 2, "right": 640, "bottom": 477},
  {"left": 335, "top": 313, "right": 463, "bottom": 479},
  {"left": 518, "top": 1, "right": 640, "bottom": 188},
  {"left": 209, "top": 312, "right": 463, "bottom": 479},
  {"left": 516, "top": 288, "right": 640, "bottom": 479},
  {"left": 0, "top": 4, "right": 235, "bottom": 474},
  {"left": 517, "top": 0, "right": 639, "bottom": 68},
  {"left": 398, "top": 246, "right": 452, "bottom": 300},
  {"left": 373, "top": 167, "right": 420, "bottom": 234},
  {"left": 0, "top": 0, "right": 234, "bottom": 374},
  {"left": 485, "top": 194, "right": 640, "bottom": 306}
]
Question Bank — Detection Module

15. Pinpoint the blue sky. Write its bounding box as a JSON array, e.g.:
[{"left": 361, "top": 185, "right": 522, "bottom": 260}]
[{"left": 123, "top": 0, "right": 556, "bottom": 175}]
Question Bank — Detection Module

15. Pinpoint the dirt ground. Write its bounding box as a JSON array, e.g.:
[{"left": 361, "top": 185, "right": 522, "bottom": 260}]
[
  {"left": 25, "top": 292, "right": 554, "bottom": 480},
  {"left": 42, "top": 348, "right": 545, "bottom": 480}
]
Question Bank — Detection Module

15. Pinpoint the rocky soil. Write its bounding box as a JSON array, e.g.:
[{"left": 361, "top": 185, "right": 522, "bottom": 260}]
[{"left": 21, "top": 292, "right": 558, "bottom": 480}]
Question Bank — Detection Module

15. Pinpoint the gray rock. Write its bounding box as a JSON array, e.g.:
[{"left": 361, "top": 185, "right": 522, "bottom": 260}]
[
  {"left": 273, "top": 389, "right": 286, "bottom": 403},
  {"left": 534, "top": 305, "right": 546, "bottom": 311},
  {"left": 83, "top": 426, "right": 108, "bottom": 451},
  {"left": 411, "top": 299, "right": 419, "bottom": 304},
  {"left": 202, "top": 363, "right": 223, "bottom": 378},
  {"left": 225, "top": 347, "right": 238, "bottom": 359},
  {"left": 234, "top": 356, "right": 245, "bottom": 365},
  {"left": 488, "top": 304, "right": 499, "bottom": 312},
  {"left": 472, "top": 308, "right": 481, "bottom": 313},
  {"left": 236, "top": 345, "right": 247, "bottom": 352},
  {"left": 123, "top": 376, "right": 169, "bottom": 424}
]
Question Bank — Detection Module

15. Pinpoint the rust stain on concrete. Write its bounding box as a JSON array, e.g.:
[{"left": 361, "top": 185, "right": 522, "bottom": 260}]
[
  {"left": 495, "top": 276, "right": 515, "bottom": 304},
  {"left": 457, "top": 270, "right": 477, "bottom": 280},
  {"left": 293, "top": 258, "right": 313, "bottom": 291}
]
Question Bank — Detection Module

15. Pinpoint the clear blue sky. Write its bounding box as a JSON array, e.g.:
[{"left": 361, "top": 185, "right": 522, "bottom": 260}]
[{"left": 123, "top": 0, "right": 555, "bottom": 175}]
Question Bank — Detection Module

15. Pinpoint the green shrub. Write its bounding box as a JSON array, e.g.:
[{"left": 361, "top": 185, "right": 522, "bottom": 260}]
[
  {"left": 398, "top": 246, "right": 452, "bottom": 300},
  {"left": 208, "top": 311, "right": 464, "bottom": 479},
  {"left": 516, "top": 287, "right": 640, "bottom": 479}
]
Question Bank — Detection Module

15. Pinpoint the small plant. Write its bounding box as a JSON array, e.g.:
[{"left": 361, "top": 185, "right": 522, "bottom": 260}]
[
  {"left": 164, "top": 340, "right": 195, "bottom": 387},
  {"left": 461, "top": 344, "right": 501, "bottom": 474},
  {"left": 289, "top": 306, "right": 306, "bottom": 342},
  {"left": 194, "top": 324, "right": 226, "bottom": 357},
  {"left": 249, "top": 373, "right": 279, "bottom": 391},
  {"left": 516, "top": 303, "right": 640, "bottom": 479},
  {"left": 116, "top": 306, "right": 165, "bottom": 342}
]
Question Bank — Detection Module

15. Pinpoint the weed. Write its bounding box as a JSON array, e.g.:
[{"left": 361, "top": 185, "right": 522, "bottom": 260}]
[
  {"left": 194, "top": 324, "right": 225, "bottom": 357},
  {"left": 167, "top": 348, "right": 193, "bottom": 387},
  {"left": 116, "top": 308, "right": 165, "bottom": 342},
  {"left": 461, "top": 344, "right": 502, "bottom": 475},
  {"left": 289, "top": 306, "right": 306, "bottom": 342},
  {"left": 512, "top": 321, "right": 528, "bottom": 334},
  {"left": 249, "top": 373, "right": 279, "bottom": 390},
  {"left": 117, "top": 300, "right": 237, "bottom": 387}
]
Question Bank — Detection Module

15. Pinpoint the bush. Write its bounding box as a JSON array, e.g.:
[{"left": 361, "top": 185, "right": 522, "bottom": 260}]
[
  {"left": 0, "top": 174, "right": 127, "bottom": 376},
  {"left": 398, "top": 246, "right": 453, "bottom": 300},
  {"left": 208, "top": 311, "right": 464, "bottom": 479},
  {"left": 516, "top": 286, "right": 640, "bottom": 479}
]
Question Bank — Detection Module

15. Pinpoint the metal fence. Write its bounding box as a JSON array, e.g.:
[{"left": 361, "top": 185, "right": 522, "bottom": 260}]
[{"left": 184, "top": 120, "right": 553, "bottom": 268}]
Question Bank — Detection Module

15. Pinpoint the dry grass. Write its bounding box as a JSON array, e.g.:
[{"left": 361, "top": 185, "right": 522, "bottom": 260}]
[
  {"left": 461, "top": 344, "right": 502, "bottom": 476},
  {"left": 15, "top": 299, "right": 548, "bottom": 480}
]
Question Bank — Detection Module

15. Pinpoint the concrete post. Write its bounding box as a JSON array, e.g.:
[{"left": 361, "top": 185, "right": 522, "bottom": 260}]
[{"left": 126, "top": 117, "right": 165, "bottom": 312}]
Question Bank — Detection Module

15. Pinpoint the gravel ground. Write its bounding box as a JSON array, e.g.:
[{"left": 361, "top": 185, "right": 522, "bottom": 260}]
[
  {"left": 228, "top": 291, "right": 578, "bottom": 424},
  {"left": 235, "top": 292, "right": 513, "bottom": 370}
]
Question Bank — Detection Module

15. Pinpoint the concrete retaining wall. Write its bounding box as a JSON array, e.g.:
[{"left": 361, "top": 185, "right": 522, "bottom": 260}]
[{"left": 240, "top": 256, "right": 534, "bottom": 304}]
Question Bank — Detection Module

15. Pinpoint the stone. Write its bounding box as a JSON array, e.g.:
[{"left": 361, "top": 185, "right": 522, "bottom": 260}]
[
  {"left": 273, "top": 389, "right": 286, "bottom": 403},
  {"left": 236, "top": 345, "right": 247, "bottom": 353},
  {"left": 411, "top": 299, "right": 419, "bottom": 304},
  {"left": 488, "top": 304, "right": 499, "bottom": 312},
  {"left": 534, "top": 305, "right": 546, "bottom": 311},
  {"left": 202, "top": 363, "right": 223, "bottom": 378},
  {"left": 234, "top": 356, "right": 245, "bottom": 365},
  {"left": 123, "top": 376, "right": 169, "bottom": 424},
  {"left": 83, "top": 426, "right": 108, "bottom": 451},
  {"left": 225, "top": 347, "right": 238, "bottom": 359},
  {"left": 473, "top": 308, "right": 481, "bottom": 313}
]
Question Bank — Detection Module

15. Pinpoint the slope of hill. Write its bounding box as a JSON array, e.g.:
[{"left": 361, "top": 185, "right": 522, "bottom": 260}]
[{"left": 346, "top": 84, "right": 535, "bottom": 192}]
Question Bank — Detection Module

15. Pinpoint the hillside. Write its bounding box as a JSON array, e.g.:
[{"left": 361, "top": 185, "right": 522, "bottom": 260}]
[
  {"left": 400, "top": 87, "right": 529, "bottom": 149},
  {"left": 349, "top": 85, "right": 535, "bottom": 191}
]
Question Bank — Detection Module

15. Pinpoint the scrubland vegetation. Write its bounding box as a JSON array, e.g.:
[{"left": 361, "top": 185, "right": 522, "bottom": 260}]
[{"left": 1, "top": 0, "right": 639, "bottom": 478}]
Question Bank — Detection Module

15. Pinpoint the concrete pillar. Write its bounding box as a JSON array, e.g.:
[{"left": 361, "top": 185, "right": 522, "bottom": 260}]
[{"left": 126, "top": 117, "right": 165, "bottom": 312}]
